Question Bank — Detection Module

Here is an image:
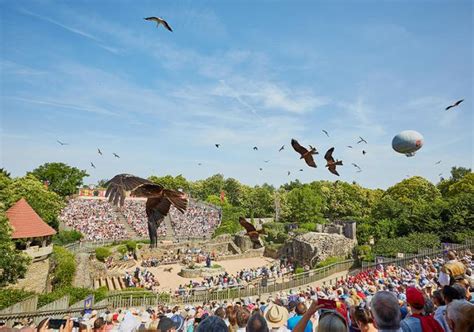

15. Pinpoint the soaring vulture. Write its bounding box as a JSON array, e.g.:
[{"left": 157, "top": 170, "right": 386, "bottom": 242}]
[
  {"left": 239, "top": 217, "right": 264, "bottom": 248},
  {"left": 291, "top": 139, "right": 318, "bottom": 168},
  {"left": 105, "top": 174, "right": 187, "bottom": 248},
  {"left": 324, "top": 147, "right": 343, "bottom": 176}
]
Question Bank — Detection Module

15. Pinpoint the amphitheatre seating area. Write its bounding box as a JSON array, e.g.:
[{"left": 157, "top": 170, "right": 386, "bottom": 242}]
[{"left": 60, "top": 197, "right": 221, "bottom": 240}]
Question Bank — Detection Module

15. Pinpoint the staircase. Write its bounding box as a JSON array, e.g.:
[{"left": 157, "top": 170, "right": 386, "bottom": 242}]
[
  {"left": 94, "top": 276, "right": 127, "bottom": 291},
  {"left": 113, "top": 207, "right": 140, "bottom": 238},
  {"left": 162, "top": 215, "right": 175, "bottom": 241}
]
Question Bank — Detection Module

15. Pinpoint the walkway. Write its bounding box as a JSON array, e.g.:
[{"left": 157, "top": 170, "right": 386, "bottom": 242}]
[{"left": 113, "top": 207, "right": 139, "bottom": 238}]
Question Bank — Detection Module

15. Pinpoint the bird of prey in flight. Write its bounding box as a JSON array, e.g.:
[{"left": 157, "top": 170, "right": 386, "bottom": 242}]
[
  {"left": 347, "top": 145, "right": 353, "bottom": 149},
  {"left": 264, "top": 160, "right": 270, "bottom": 163},
  {"left": 98, "top": 148, "right": 103, "bottom": 156},
  {"left": 253, "top": 146, "right": 258, "bottom": 151},
  {"left": 291, "top": 139, "right": 318, "bottom": 168},
  {"left": 287, "top": 171, "right": 291, "bottom": 176},
  {"left": 362, "top": 150, "right": 367, "bottom": 155},
  {"left": 357, "top": 137, "right": 367, "bottom": 144},
  {"left": 445, "top": 99, "right": 463, "bottom": 111},
  {"left": 299, "top": 169, "right": 304, "bottom": 172},
  {"left": 91, "top": 162, "right": 96, "bottom": 169},
  {"left": 324, "top": 147, "right": 343, "bottom": 176},
  {"left": 113, "top": 153, "right": 120, "bottom": 158},
  {"left": 259, "top": 168, "right": 263, "bottom": 171},
  {"left": 198, "top": 163, "right": 202, "bottom": 166},
  {"left": 215, "top": 144, "right": 220, "bottom": 148},
  {"left": 144, "top": 17, "right": 173, "bottom": 32},
  {"left": 57, "top": 140, "right": 68, "bottom": 146},
  {"left": 239, "top": 217, "right": 264, "bottom": 248},
  {"left": 322, "top": 130, "right": 329, "bottom": 137},
  {"left": 105, "top": 174, "right": 187, "bottom": 248},
  {"left": 351, "top": 163, "right": 361, "bottom": 171},
  {"left": 279, "top": 145, "right": 285, "bottom": 152},
  {"left": 435, "top": 160, "right": 441, "bottom": 165}
]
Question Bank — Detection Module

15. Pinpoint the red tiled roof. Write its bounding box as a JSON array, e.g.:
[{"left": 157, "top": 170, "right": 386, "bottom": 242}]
[{"left": 6, "top": 198, "right": 57, "bottom": 239}]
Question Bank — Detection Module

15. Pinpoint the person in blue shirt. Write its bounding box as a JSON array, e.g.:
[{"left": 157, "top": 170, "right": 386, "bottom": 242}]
[{"left": 287, "top": 303, "right": 313, "bottom": 332}]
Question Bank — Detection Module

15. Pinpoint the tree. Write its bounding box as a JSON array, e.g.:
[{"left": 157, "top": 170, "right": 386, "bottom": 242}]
[
  {"left": 223, "top": 178, "right": 244, "bottom": 206},
  {"left": 0, "top": 175, "right": 65, "bottom": 228},
  {"left": 372, "top": 176, "right": 443, "bottom": 238},
  {"left": 0, "top": 168, "right": 11, "bottom": 178},
  {"left": 148, "top": 174, "right": 190, "bottom": 191},
  {"left": 29, "top": 162, "right": 89, "bottom": 197},
  {"left": 283, "top": 185, "right": 324, "bottom": 224},
  {"left": 0, "top": 209, "right": 30, "bottom": 287},
  {"left": 96, "top": 179, "right": 109, "bottom": 188},
  {"left": 437, "top": 166, "right": 472, "bottom": 196}
]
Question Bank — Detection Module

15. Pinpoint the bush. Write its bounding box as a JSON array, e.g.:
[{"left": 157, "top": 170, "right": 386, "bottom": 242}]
[
  {"left": 373, "top": 233, "right": 440, "bottom": 257},
  {"left": 125, "top": 241, "right": 137, "bottom": 252},
  {"left": 356, "top": 245, "right": 375, "bottom": 262},
  {"left": 38, "top": 286, "right": 108, "bottom": 307},
  {"left": 95, "top": 247, "right": 112, "bottom": 262},
  {"left": 211, "top": 264, "right": 222, "bottom": 269},
  {"left": 295, "top": 267, "right": 305, "bottom": 274},
  {"left": 117, "top": 245, "right": 127, "bottom": 255},
  {"left": 0, "top": 289, "right": 35, "bottom": 310},
  {"left": 315, "top": 256, "right": 346, "bottom": 268},
  {"left": 299, "top": 222, "right": 317, "bottom": 232},
  {"left": 52, "top": 246, "right": 76, "bottom": 289},
  {"left": 53, "top": 230, "right": 83, "bottom": 245}
]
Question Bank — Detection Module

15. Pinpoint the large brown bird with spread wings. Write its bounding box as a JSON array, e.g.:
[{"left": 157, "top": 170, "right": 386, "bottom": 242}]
[
  {"left": 239, "top": 217, "right": 264, "bottom": 248},
  {"left": 291, "top": 139, "right": 318, "bottom": 168},
  {"left": 324, "top": 147, "right": 343, "bottom": 176},
  {"left": 105, "top": 174, "right": 187, "bottom": 248}
]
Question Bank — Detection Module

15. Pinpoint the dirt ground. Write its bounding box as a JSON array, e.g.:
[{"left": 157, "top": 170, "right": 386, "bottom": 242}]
[{"left": 125, "top": 256, "right": 276, "bottom": 292}]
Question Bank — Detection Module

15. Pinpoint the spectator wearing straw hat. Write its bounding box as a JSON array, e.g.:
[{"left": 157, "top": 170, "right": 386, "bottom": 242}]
[
  {"left": 263, "top": 303, "right": 290, "bottom": 331},
  {"left": 439, "top": 251, "right": 466, "bottom": 287}
]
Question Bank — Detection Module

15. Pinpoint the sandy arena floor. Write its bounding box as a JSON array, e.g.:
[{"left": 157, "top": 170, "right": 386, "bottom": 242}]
[{"left": 125, "top": 256, "right": 276, "bottom": 292}]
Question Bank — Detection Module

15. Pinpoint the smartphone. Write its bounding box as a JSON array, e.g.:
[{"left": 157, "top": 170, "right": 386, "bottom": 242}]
[
  {"left": 317, "top": 299, "right": 338, "bottom": 310},
  {"left": 48, "top": 319, "right": 81, "bottom": 329}
]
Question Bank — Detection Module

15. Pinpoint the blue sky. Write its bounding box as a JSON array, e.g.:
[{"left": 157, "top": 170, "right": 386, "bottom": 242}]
[{"left": 1, "top": 0, "right": 472, "bottom": 189}]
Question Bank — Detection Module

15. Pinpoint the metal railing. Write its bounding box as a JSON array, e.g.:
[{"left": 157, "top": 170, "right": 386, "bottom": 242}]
[
  {"left": 107, "top": 260, "right": 355, "bottom": 307},
  {"left": 361, "top": 239, "right": 474, "bottom": 270}
]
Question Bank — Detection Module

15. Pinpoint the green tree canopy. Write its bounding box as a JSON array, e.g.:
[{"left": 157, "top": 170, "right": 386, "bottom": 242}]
[
  {"left": 283, "top": 185, "right": 324, "bottom": 224},
  {"left": 29, "top": 162, "right": 89, "bottom": 197},
  {"left": 148, "top": 174, "right": 190, "bottom": 191},
  {"left": 0, "top": 175, "right": 65, "bottom": 228},
  {"left": 0, "top": 209, "right": 30, "bottom": 287}
]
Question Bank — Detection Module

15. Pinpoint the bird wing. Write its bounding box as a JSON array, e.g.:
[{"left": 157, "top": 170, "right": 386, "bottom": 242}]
[
  {"left": 324, "top": 147, "right": 335, "bottom": 163},
  {"left": 328, "top": 165, "right": 340, "bottom": 176},
  {"left": 239, "top": 217, "right": 257, "bottom": 233},
  {"left": 144, "top": 17, "right": 160, "bottom": 22},
  {"left": 454, "top": 99, "right": 464, "bottom": 106},
  {"left": 162, "top": 189, "right": 188, "bottom": 213},
  {"left": 291, "top": 139, "right": 308, "bottom": 156},
  {"left": 303, "top": 154, "right": 317, "bottom": 168},
  {"left": 322, "top": 130, "right": 329, "bottom": 137},
  {"left": 105, "top": 174, "right": 152, "bottom": 207},
  {"left": 279, "top": 145, "right": 284, "bottom": 151},
  {"left": 445, "top": 105, "right": 453, "bottom": 111},
  {"left": 161, "top": 19, "right": 173, "bottom": 32}
]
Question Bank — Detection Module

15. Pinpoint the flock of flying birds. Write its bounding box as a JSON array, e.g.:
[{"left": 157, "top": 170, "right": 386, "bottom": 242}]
[{"left": 54, "top": 17, "right": 466, "bottom": 181}]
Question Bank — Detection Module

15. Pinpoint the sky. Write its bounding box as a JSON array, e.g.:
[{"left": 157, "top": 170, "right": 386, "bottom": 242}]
[{"left": 0, "top": 0, "right": 472, "bottom": 189}]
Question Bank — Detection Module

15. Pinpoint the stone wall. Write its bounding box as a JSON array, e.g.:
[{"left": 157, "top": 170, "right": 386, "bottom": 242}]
[
  {"left": 233, "top": 234, "right": 255, "bottom": 252},
  {"left": 281, "top": 232, "right": 356, "bottom": 266}
]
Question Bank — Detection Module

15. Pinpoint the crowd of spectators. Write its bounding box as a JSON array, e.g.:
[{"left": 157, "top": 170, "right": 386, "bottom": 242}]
[
  {"left": 175, "top": 262, "right": 296, "bottom": 296},
  {"left": 170, "top": 201, "right": 221, "bottom": 238},
  {"left": 2, "top": 251, "right": 473, "bottom": 331},
  {"left": 124, "top": 267, "right": 159, "bottom": 291},
  {"left": 122, "top": 200, "right": 167, "bottom": 238},
  {"left": 59, "top": 199, "right": 127, "bottom": 241}
]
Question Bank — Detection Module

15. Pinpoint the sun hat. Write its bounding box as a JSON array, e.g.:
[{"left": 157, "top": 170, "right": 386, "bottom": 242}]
[{"left": 264, "top": 303, "right": 289, "bottom": 328}]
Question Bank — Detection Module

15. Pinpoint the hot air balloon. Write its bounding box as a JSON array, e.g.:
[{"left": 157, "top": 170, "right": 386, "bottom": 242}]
[{"left": 392, "top": 130, "right": 424, "bottom": 157}]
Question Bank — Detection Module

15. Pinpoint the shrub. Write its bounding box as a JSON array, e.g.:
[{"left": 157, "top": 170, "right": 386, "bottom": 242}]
[
  {"left": 95, "top": 247, "right": 112, "bottom": 262},
  {"left": 295, "top": 267, "right": 305, "bottom": 274},
  {"left": 0, "top": 289, "right": 35, "bottom": 310},
  {"left": 117, "top": 245, "right": 127, "bottom": 255},
  {"left": 211, "top": 264, "right": 222, "bottom": 269},
  {"left": 373, "top": 233, "right": 440, "bottom": 257},
  {"left": 51, "top": 246, "right": 76, "bottom": 289},
  {"left": 38, "top": 286, "right": 108, "bottom": 307},
  {"left": 356, "top": 245, "right": 375, "bottom": 262},
  {"left": 315, "top": 256, "right": 346, "bottom": 268},
  {"left": 53, "top": 230, "right": 83, "bottom": 245},
  {"left": 125, "top": 241, "right": 137, "bottom": 252},
  {"left": 299, "top": 222, "right": 317, "bottom": 232}
]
